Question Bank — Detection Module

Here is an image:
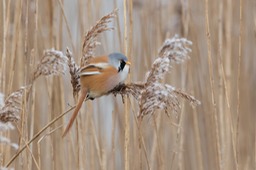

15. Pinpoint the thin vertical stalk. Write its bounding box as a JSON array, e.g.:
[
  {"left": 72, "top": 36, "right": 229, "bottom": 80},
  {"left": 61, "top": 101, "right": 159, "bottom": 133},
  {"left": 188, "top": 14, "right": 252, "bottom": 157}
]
[
  {"left": 128, "top": 0, "right": 133, "bottom": 58},
  {"left": 192, "top": 107, "right": 204, "bottom": 170},
  {"left": 57, "top": 0, "right": 75, "bottom": 51},
  {"left": 123, "top": 0, "right": 130, "bottom": 170},
  {"left": 204, "top": 0, "right": 221, "bottom": 169},
  {"left": 217, "top": 0, "right": 230, "bottom": 169},
  {"left": 28, "top": 0, "right": 38, "bottom": 168},
  {"left": 1, "top": 0, "right": 6, "bottom": 92},
  {"left": 236, "top": 0, "right": 243, "bottom": 169},
  {"left": 151, "top": 115, "right": 163, "bottom": 169},
  {"left": 171, "top": 105, "right": 185, "bottom": 170},
  {"left": 0, "top": 0, "right": 7, "bottom": 161}
]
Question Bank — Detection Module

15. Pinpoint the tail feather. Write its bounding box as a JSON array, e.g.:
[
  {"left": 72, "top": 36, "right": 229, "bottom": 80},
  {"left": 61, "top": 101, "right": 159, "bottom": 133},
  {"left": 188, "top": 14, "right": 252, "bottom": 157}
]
[{"left": 62, "top": 88, "right": 87, "bottom": 137}]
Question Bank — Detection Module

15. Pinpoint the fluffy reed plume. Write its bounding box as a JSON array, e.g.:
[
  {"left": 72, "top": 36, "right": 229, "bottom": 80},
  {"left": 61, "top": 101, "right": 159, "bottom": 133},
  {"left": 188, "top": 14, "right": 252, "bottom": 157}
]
[
  {"left": 109, "top": 35, "right": 200, "bottom": 118},
  {"left": 0, "top": 92, "right": 19, "bottom": 168},
  {"left": 139, "top": 35, "right": 198, "bottom": 117},
  {"left": 33, "top": 48, "right": 68, "bottom": 80},
  {"left": 0, "top": 93, "right": 15, "bottom": 131},
  {"left": 0, "top": 87, "right": 26, "bottom": 123},
  {"left": 81, "top": 8, "right": 118, "bottom": 66}
]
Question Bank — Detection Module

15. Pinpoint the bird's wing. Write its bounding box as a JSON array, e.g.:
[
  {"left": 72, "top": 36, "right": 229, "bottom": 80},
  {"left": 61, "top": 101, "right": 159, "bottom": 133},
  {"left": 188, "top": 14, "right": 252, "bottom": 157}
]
[{"left": 79, "top": 63, "right": 110, "bottom": 76}]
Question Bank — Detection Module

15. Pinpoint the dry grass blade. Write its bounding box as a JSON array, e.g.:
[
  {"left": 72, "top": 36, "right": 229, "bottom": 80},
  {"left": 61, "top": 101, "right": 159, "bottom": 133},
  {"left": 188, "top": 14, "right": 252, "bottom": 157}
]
[
  {"left": 5, "top": 106, "right": 75, "bottom": 167},
  {"left": 0, "top": 87, "right": 27, "bottom": 123},
  {"left": 33, "top": 48, "right": 68, "bottom": 80},
  {"left": 81, "top": 8, "right": 118, "bottom": 66}
]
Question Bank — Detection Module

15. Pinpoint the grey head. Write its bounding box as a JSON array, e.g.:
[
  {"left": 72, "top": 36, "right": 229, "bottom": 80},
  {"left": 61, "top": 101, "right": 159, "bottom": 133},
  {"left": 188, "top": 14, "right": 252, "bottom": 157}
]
[{"left": 108, "top": 52, "right": 129, "bottom": 72}]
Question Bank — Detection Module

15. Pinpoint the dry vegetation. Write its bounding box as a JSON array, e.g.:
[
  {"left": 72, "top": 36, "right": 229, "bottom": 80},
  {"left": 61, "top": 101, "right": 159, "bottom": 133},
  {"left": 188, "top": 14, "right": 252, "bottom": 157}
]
[{"left": 0, "top": 0, "right": 255, "bottom": 170}]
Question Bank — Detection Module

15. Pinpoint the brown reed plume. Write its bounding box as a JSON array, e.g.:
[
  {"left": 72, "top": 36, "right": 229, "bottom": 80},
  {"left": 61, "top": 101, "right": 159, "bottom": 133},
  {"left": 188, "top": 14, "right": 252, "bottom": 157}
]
[
  {"left": 33, "top": 48, "right": 68, "bottom": 81},
  {"left": 0, "top": 87, "right": 27, "bottom": 123},
  {"left": 0, "top": 92, "right": 15, "bottom": 131},
  {"left": 81, "top": 8, "right": 118, "bottom": 66},
  {"left": 66, "top": 48, "right": 80, "bottom": 97}
]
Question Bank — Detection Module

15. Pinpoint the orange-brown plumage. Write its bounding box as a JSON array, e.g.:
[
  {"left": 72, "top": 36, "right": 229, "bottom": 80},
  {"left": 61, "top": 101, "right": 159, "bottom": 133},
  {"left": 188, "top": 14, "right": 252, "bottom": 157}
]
[
  {"left": 62, "top": 88, "right": 87, "bottom": 137},
  {"left": 62, "top": 53, "right": 130, "bottom": 137}
]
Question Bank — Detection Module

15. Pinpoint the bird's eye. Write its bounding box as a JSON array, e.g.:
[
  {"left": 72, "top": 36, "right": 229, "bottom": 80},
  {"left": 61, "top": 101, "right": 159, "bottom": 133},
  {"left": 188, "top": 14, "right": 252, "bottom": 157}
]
[{"left": 118, "top": 60, "right": 126, "bottom": 72}]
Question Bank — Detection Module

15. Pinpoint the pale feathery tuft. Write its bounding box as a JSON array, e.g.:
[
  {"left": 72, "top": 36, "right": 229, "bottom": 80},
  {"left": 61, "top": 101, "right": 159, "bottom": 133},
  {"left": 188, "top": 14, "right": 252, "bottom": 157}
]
[
  {"left": 139, "top": 35, "right": 195, "bottom": 117},
  {"left": 0, "top": 87, "right": 27, "bottom": 123},
  {"left": 33, "top": 48, "right": 68, "bottom": 80}
]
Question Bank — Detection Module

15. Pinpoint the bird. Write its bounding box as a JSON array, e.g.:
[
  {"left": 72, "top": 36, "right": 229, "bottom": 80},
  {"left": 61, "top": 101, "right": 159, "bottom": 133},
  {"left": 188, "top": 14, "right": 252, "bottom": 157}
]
[{"left": 62, "top": 52, "right": 131, "bottom": 137}]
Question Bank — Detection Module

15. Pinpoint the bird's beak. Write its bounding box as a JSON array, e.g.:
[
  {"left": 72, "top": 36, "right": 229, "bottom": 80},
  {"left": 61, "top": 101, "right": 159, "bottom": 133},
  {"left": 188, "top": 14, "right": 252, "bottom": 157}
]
[{"left": 126, "top": 61, "right": 131, "bottom": 65}]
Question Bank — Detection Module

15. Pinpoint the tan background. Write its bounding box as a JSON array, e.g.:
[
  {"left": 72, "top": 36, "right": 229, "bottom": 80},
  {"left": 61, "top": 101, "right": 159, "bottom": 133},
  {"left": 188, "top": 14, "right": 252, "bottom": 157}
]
[{"left": 0, "top": 0, "right": 255, "bottom": 169}]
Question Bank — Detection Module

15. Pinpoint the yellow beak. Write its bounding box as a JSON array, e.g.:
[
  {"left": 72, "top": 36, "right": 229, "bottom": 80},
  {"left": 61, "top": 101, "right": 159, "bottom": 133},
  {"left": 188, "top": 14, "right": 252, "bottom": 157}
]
[{"left": 126, "top": 61, "right": 131, "bottom": 65}]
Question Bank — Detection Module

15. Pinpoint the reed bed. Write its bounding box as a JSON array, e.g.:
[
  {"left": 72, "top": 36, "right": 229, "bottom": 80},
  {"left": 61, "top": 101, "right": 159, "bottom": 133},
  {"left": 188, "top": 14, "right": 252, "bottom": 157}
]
[{"left": 0, "top": 0, "right": 255, "bottom": 170}]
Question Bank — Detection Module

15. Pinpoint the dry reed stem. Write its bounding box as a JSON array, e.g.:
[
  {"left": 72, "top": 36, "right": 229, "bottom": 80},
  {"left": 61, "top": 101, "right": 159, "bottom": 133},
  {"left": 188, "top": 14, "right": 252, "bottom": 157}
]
[
  {"left": 57, "top": 0, "right": 75, "bottom": 51},
  {"left": 1, "top": 0, "right": 7, "bottom": 92},
  {"left": 204, "top": 0, "right": 221, "bottom": 169},
  {"left": 123, "top": 1, "right": 130, "bottom": 170},
  {"left": 15, "top": 123, "right": 39, "bottom": 169},
  {"left": 5, "top": 106, "right": 75, "bottom": 167},
  {"left": 37, "top": 126, "right": 62, "bottom": 170},
  {"left": 130, "top": 103, "right": 151, "bottom": 170},
  {"left": 236, "top": 0, "right": 243, "bottom": 168}
]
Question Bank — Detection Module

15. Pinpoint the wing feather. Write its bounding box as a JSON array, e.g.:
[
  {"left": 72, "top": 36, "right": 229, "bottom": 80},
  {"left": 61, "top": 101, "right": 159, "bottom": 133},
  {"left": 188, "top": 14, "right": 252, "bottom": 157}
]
[{"left": 79, "top": 63, "right": 110, "bottom": 76}]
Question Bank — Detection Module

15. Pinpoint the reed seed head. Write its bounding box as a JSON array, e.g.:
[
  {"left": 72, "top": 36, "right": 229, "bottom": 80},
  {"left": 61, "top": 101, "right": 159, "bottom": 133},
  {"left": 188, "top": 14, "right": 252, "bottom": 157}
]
[{"left": 33, "top": 48, "right": 68, "bottom": 80}]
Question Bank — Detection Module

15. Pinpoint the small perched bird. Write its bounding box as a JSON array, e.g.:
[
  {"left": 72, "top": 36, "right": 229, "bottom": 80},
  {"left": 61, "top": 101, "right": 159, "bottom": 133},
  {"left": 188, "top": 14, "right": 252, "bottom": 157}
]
[{"left": 63, "top": 52, "right": 131, "bottom": 137}]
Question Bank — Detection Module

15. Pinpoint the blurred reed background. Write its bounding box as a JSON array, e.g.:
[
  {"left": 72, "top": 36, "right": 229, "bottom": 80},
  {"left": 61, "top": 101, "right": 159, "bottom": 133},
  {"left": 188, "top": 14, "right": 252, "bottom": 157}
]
[{"left": 0, "top": 0, "right": 255, "bottom": 169}]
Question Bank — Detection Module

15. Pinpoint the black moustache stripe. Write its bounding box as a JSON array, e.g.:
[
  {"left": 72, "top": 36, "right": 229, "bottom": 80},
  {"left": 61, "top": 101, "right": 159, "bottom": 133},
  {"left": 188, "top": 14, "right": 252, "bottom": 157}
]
[{"left": 118, "top": 60, "right": 126, "bottom": 72}]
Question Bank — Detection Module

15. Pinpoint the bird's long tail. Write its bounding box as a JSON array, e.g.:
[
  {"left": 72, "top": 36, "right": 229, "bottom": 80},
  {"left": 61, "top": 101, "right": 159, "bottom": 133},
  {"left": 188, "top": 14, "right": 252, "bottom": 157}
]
[{"left": 62, "top": 88, "right": 87, "bottom": 137}]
